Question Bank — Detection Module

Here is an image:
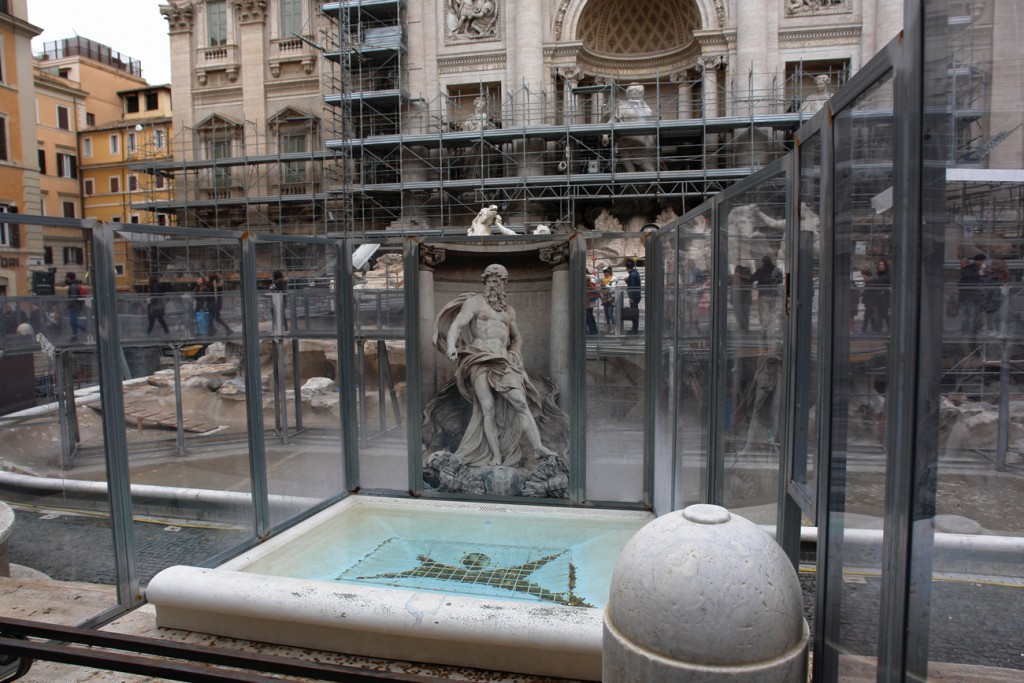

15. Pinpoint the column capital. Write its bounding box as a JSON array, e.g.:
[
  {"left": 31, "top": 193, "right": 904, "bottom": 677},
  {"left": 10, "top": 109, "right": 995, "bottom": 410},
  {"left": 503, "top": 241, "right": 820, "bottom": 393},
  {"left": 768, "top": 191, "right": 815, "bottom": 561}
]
[
  {"left": 233, "top": 0, "right": 267, "bottom": 24},
  {"left": 420, "top": 245, "right": 447, "bottom": 270},
  {"left": 160, "top": 2, "right": 194, "bottom": 33},
  {"left": 539, "top": 242, "right": 570, "bottom": 268}
]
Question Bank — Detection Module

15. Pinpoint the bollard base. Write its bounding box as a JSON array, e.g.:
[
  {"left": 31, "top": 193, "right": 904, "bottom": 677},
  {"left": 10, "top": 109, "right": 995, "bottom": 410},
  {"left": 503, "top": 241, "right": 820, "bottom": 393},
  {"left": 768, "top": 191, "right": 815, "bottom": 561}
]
[{"left": 603, "top": 613, "right": 809, "bottom": 683}]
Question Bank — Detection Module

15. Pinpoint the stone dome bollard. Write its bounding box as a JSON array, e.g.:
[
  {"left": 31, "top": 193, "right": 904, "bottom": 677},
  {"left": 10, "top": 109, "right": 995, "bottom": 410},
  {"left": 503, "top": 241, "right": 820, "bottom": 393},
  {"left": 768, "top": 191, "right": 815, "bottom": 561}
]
[{"left": 603, "top": 504, "right": 808, "bottom": 682}]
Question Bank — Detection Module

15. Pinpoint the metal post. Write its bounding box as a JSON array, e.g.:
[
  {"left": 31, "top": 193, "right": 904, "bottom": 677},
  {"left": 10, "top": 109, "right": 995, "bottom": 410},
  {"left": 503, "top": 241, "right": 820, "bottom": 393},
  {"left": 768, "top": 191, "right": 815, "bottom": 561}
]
[
  {"left": 334, "top": 240, "right": 360, "bottom": 491},
  {"left": 240, "top": 232, "right": 270, "bottom": 538},
  {"left": 172, "top": 345, "right": 186, "bottom": 457},
  {"left": 55, "top": 351, "right": 73, "bottom": 470},
  {"left": 90, "top": 222, "right": 140, "bottom": 608},
  {"left": 292, "top": 338, "right": 303, "bottom": 432}
]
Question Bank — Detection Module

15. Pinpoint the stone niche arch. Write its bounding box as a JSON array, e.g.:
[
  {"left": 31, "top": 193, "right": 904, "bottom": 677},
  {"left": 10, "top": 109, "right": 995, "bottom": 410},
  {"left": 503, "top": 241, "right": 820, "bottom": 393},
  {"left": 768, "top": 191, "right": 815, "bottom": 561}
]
[{"left": 554, "top": 0, "right": 713, "bottom": 77}]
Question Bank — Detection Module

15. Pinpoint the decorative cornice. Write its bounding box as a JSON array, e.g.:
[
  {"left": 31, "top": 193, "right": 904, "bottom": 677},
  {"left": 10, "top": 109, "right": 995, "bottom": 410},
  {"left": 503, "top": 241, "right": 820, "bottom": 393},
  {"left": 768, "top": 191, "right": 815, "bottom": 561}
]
[
  {"left": 232, "top": 0, "right": 267, "bottom": 24},
  {"left": 192, "top": 86, "right": 244, "bottom": 105},
  {"left": 438, "top": 51, "right": 507, "bottom": 75},
  {"left": 160, "top": 2, "right": 194, "bottom": 33},
  {"left": 779, "top": 24, "right": 862, "bottom": 45},
  {"left": 264, "top": 77, "right": 320, "bottom": 94}
]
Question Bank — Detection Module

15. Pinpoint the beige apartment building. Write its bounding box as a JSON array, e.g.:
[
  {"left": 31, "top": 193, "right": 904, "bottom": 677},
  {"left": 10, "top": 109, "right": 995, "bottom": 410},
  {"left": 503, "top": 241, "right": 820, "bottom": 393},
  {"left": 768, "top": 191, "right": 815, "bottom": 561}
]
[{"left": 0, "top": 0, "right": 41, "bottom": 296}]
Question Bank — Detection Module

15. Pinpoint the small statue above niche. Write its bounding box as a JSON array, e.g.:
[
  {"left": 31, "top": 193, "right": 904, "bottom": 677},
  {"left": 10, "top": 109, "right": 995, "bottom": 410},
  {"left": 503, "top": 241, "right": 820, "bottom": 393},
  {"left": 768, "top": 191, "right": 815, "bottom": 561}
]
[{"left": 468, "top": 204, "right": 517, "bottom": 236}]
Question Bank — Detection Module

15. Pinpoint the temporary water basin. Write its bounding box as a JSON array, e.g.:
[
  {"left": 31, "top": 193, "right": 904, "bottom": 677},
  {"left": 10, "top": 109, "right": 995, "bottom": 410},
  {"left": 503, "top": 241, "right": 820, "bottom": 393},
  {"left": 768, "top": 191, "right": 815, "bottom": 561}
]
[{"left": 147, "top": 495, "right": 653, "bottom": 680}]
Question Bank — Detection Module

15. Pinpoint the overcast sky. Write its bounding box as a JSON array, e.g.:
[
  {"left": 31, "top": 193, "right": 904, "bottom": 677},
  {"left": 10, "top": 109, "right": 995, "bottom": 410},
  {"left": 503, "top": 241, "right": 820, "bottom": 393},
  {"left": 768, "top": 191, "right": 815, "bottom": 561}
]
[{"left": 29, "top": 0, "right": 171, "bottom": 84}]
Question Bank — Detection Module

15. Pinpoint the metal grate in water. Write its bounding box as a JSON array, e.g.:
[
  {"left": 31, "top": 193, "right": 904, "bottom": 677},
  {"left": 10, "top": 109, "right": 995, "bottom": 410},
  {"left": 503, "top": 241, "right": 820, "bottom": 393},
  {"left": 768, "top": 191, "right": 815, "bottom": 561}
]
[{"left": 336, "top": 538, "right": 592, "bottom": 607}]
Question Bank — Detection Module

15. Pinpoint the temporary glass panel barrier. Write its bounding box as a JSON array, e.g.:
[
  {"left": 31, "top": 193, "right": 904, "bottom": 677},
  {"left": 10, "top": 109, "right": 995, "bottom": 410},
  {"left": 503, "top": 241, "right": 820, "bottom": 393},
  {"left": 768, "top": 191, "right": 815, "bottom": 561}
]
[
  {"left": 675, "top": 209, "right": 713, "bottom": 510},
  {"left": 251, "top": 238, "right": 346, "bottom": 528},
  {"left": 355, "top": 241, "right": 407, "bottom": 492},
  {"left": 0, "top": 265, "right": 120, "bottom": 622},
  {"left": 652, "top": 228, "right": 677, "bottom": 513},
  {"left": 583, "top": 235, "right": 645, "bottom": 504},
  {"left": 791, "top": 132, "right": 823, "bottom": 511},
  {"left": 920, "top": 0, "right": 1024, "bottom": 676},
  {"left": 828, "top": 69, "right": 895, "bottom": 676},
  {"left": 717, "top": 171, "right": 788, "bottom": 524}
]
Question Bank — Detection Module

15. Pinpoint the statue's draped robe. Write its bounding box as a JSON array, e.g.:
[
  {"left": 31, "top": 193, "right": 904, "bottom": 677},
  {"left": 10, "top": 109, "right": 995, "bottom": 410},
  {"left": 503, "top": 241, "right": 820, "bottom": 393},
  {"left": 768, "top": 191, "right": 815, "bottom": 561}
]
[{"left": 432, "top": 294, "right": 545, "bottom": 467}]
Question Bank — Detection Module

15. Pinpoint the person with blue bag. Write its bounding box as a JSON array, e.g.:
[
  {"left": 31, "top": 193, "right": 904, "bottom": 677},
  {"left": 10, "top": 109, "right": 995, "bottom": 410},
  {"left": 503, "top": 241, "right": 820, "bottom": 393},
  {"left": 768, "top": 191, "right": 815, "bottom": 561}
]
[{"left": 192, "top": 275, "right": 211, "bottom": 336}]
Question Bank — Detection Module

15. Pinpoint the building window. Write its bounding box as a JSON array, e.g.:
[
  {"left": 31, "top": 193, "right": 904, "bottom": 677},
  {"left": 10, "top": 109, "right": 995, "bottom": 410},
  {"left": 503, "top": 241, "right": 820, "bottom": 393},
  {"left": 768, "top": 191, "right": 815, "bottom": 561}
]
[
  {"left": 281, "top": 0, "right": 302, "bottom": 37},
  {"left": 56, "top": 105, "right": 70, "bottom": 130},
  {"left": 109, "top": 134, "right": 119, "bottom": 155},
  {"left": 130, "top": 214, "right": 140, "bottom": 224},
  {"left": 156, "top": 214, "right": 167, "bottom": 226},
  {"left": 127, "top": 174, "right": 138, "bottom": 192},
  {"left": 62, "top": 201, "right": 76, "bottom": 218},
  {"left": 84, "top": 178, "right": 94, "bottom": 195},
  {"left": 86, "top": 112, "right": 95, "bottom": 126},
  {"left": 56, "top": 152, "right": 77, "bottom": 179},
  {"left": 0, "top": 115, "right": 7, "bottom": 161},
  {"left": 63, "top": 247, "right": 84, "bottom": 265},
  {"left": 146, "top": 92, "right": 159, "bottom": 111},
  {"left": 153, "top": 129, "right": 166, "bottom": 150},
  {"left": 44, "top": 246, "right": 53, "bottom": 265},
  {"left": 127, "top": 132, "right": 137, "bottom": 153},
  {"left": 0, "top": 204, "right": 14, "bottom": 247},
  {"left": 154, "top": 174, "right": 166, "bottom": 190},
  {"left": 282, "top": 133, "right": 307, "bottom": 184},
  {"left": 82, "top": 137, "right": 93, "bottom": 158},
  {"left": 208, "top": 0, "right": 228, "bottom": 46},
  {"left": 38, "top": 149, "right": 46, "bottom": 174},
  {"left": 211, "top": 139, "right": 232, "bottom": 188},
  {"left": 110, "top": 176, "right": 120, "bottom": 193},
  {"left": 126, "top": 95, "right": 139, "bottom": 114}
]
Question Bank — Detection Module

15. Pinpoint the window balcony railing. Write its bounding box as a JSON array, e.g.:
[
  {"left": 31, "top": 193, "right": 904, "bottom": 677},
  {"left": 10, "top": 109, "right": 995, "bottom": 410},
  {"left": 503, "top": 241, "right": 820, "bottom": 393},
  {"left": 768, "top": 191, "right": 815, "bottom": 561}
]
[
  {"left": 196, "top": 44, "right": 239, "bottom": 84},
  {"left": 269, "top": 36, "right": 317, "bottom": 77}
]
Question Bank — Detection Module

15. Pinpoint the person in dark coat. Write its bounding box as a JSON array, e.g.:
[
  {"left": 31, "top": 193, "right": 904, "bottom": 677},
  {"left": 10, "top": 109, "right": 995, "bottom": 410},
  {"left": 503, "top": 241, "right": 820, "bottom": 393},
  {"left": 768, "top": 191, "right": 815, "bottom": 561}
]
[{"left": 146, "top": 275, "right": 170, "bottom": 335}]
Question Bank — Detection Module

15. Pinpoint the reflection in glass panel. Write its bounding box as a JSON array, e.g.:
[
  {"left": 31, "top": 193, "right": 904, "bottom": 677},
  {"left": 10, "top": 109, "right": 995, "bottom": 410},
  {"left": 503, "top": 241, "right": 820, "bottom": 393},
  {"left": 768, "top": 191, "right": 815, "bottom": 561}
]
[
  {"left": 925, "top": 0, "right": 1024, "bottom": 675},
  {"left": 676, "top": 213, "right": 712, "bottom": 508},
  {"left": 585, "top": 236, "right": 645, "bottom": 503},
  {"left": 793, "top": 134, "right": 822, "bottom": 509},
  {"left": 653, "top": 230, "right": 676, "bottom": 511},
  {"left": 720, "top": 174, "right": 788, "bottom": 524},
  {"left": 830, "top": 71, "right": 894, "bottom": 675}
]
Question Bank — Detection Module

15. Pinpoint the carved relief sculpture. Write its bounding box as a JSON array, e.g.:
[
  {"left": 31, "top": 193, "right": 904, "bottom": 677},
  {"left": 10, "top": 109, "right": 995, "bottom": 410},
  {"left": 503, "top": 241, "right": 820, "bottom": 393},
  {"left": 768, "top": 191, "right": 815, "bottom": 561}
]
[
  {"left": 423, "top": 264, "right": 570, "bottom": 498},
  {"left": 447, "top": 0, "right": 498, "bottom": 38},
  {"left": 787, "top": 0, "right": 846, "bottom": 15}
]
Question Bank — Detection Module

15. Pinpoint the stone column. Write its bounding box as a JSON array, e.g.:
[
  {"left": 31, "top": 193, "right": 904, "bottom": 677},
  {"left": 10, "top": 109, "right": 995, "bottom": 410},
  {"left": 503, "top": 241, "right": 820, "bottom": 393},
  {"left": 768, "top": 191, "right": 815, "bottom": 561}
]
[
  {"left": 235, "top": 0, "right": 268, "bottom": 157},
  {"left": 697, "top": 56, "right": 725, "bottom": 119},
  {"left": 675, "top": 71, "right": 695, "bottom": 120},
  {"left": 161, "top": 3, "right": 197, "bottom": 149},
  {"left": 419, "top": 246, "right": 446, "bottom": 400},
  {"left": 540, "top": 244, "right": 571, "bottom": 408}
]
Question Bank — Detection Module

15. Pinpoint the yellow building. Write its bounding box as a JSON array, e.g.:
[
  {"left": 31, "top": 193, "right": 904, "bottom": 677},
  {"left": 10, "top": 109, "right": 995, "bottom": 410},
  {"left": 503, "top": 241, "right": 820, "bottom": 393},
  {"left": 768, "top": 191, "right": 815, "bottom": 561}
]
[
  {"left": 80, "top": 85, "right": 173, "bottom": 226},
  {"left": 36, "top": 38, "right": 171, "bottom": 291},
  {"left": 0, "top": 0, "right": 42, "bottom": 296},
  {"left": 34, "top": 65, "right": 88, "bottom": 281}
]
